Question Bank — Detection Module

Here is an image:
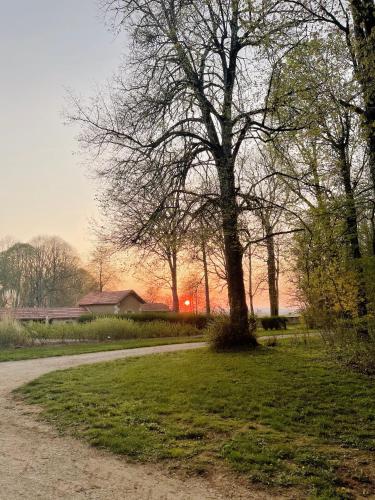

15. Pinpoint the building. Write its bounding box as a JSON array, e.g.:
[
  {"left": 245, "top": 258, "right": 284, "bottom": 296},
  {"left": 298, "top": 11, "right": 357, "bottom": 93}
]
[
  {"left": 140, "top": 302, "right": 170, "bottom": 313},
  {"left": 78, "top": 290, "right": 146, "bottom": 315},
  {"left": 0, "top": 289, "right": 170, "bottom": 323},
  {"left": 0, "top": 307, "right": 86, "bottom": 323}
]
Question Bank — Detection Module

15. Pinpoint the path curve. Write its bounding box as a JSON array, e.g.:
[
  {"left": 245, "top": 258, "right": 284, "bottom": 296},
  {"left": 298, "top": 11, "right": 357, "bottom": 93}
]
[{"left": 0, "top": 339, "right": 299, "bottom": 499}]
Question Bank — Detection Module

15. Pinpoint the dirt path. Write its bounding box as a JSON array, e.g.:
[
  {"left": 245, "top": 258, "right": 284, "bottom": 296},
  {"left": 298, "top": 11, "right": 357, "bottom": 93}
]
[{"left": 0, "top": 339, "right": 299, "bottom": 499}]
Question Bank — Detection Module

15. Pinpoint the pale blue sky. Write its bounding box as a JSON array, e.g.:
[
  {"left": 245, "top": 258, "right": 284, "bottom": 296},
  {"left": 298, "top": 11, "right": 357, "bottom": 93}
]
[{"left": 0, "top": 0, "right": 126, "bottom": 256}]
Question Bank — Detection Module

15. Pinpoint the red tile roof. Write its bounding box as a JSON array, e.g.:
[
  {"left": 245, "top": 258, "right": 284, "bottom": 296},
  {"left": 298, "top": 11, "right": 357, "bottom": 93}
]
[
  {"left": 78, "top": 290, "right": 145, "bottom": 306},
  {"left": 0, "top": 307, "right": 87, "bottom": 321},
  {"left": 140, "top": 303, "right": 170, "bottom": 312}
]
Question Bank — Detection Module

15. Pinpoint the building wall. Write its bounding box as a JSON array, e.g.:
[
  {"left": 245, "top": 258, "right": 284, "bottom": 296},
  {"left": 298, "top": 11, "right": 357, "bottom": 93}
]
[
  {"left": 85, "top": 295, "right": 144, "bottom": 315},
  {"left": 85, "top": 304, "right": 117, "bottom": 314},
  {"left": 118, "top": 294, "right": 143, "bottom": 313}
]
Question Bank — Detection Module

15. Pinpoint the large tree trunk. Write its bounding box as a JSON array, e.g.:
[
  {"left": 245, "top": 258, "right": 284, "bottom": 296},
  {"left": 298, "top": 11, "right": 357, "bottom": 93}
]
[
  {"left": 201, "top": 238, "right": 211, "bottom": 315},
  {"left": 338, "top": 148, "right": 368, "bottom": 320},
  {"left": 264, "top": 220, "right": 279, "bottom": 316},
  {"left": 222, "top": 213, "right": 253, "bottom": 341},
  {"left": 218, "top": 163, "right": 257, "bottom": 346}
]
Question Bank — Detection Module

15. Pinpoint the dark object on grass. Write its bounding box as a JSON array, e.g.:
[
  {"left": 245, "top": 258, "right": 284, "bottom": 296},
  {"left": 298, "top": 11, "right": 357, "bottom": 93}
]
[{"left": 261, "top": 316, "right": 288, "bottom": 331}]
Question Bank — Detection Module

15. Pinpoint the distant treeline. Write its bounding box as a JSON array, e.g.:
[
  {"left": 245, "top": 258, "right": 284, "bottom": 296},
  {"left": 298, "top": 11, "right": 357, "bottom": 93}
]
[{"left": 0, "top": 236, "right": 96, "bottom": 308}]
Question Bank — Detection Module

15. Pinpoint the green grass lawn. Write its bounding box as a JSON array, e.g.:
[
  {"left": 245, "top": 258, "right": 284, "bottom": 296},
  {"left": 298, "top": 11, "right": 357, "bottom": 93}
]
[
  {"left": 0, "top": 336, "right": 203, "bottom": 362},
  {"left": 17, "top": 339, "right": 374, "bottom": 499}
]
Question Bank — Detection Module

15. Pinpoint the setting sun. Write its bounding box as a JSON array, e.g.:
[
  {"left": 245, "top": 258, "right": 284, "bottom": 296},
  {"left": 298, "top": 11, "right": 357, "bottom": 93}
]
[{"left": 184, "top": 299, "right": 191, "bottom": 306}]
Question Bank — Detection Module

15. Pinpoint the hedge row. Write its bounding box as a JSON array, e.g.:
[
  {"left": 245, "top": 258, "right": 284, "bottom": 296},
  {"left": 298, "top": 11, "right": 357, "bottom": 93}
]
[
  {"left": 260, "top": 316, "right": 288, "bottom": 331},
  {"left": 79, "top": 312, "right": 211, "bottom": 329}
]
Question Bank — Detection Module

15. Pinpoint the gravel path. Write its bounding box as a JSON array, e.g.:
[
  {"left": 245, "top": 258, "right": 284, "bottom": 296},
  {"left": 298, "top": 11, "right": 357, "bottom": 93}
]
[{"left": 0, "top": 339, "right": 297, "bottom": 499}]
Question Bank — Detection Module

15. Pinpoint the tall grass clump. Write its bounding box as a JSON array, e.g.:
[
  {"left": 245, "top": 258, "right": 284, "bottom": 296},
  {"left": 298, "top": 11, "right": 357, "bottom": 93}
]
[
  {"left": 321, "top": 317, "right": 375, "bottom": 375},
  {"left": 24, "top": 317, "right": 200, "bottom": 343},
  {"left": 79, "top": 312, "right": 210, "bottom": 329},
  {"left": 0, "top": 319, "right": 31, "bottom": 347}
]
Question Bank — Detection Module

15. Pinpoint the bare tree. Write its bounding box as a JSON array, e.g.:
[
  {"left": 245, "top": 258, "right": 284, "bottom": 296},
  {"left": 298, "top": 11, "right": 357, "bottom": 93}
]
[
  {"left": 244, "top": 243, "right": 268, "bottom": 316},
  {"left": 88, "top": 244, "right": 121, "bottom": 292},
  {"left": 0, "top": 237, "right": 95, "bottom": 307},
  {"left": 71, "top": 0, "right": 301, "bottom": 345},
  {"left": 187, "top": 213, "right": 215, "bottom": 315},
  {"left": 99, "top": 181, "right": 188, "bottom": 311}
]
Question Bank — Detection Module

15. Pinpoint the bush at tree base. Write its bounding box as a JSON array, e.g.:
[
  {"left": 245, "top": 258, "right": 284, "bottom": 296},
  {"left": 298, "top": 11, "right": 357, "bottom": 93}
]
[{"left": 207, "top": 316, "right": 257, "bottom": 351}]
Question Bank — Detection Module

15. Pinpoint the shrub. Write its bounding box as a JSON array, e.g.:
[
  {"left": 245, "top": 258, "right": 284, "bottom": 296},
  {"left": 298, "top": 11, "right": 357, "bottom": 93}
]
[
  {"left": 301, "top": 306, "right": 351, "bottom": 330},
  {"left": 0, "top": 319, "right": 31, "bottom": 347},
  {"left": 321, "top": 317, "right": 375, "bottom": 375},
  {"left": 207, "top": 316, "right": 257, "bottom": 351},
  {"left": 78, "top": 313, "right": 95, "bottom": 324},
  {"left": 260, "top": 316, "right": 288, "bottom": 331}
]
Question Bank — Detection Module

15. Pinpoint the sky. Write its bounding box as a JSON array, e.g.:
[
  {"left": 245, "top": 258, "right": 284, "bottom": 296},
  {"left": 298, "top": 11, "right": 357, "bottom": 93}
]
[{"left": 0, "top": 0, "right": 126, "bottom": 257}]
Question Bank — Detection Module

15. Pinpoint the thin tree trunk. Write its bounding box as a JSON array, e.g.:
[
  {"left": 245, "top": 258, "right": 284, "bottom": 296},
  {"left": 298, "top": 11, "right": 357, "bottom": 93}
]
[
  {"left": 369, "top": 134, "right": 375, "bottom": 199},
  {"left": 275, "top": 243, "right": 280, "bottom": 311},
  {"left": 371, "top": 207, "right": 375, "bottom": 256},
  {"left": 265, "top": 230, "right": 279, "bottom": 317},
  {"left": 169, "top": 249, "right": 179, "bottom": 313},
  {"left": 201, "top": 238, "right": 211, "bottom": 315},
  {"left": 311, "top": 140, "right": 325, "bottom": 209},
  {"left": 171, "top": 251, "right": 180, "bottom": 312},
  {"left": 338, "top": 148, "right": 368, "bottom": 320},
  {"left": 247, "top": 245, "right": 255, "bottom": 316},
  {"left": 99, "top": 263, "right": 104, "bottom": 292},
  {"left": 262, "top": 215, "right": 279, "bottom": 317}
]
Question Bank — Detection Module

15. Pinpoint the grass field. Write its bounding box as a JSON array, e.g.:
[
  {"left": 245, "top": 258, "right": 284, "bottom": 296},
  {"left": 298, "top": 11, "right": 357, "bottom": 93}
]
[
  {"left": 0, "top": 336, "right": 203, "bottom": 362},
  {"left": 17, "top": 338, "right": 374, "bottom": 499}
]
